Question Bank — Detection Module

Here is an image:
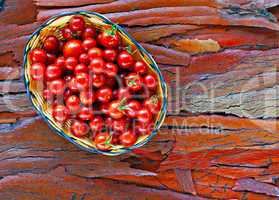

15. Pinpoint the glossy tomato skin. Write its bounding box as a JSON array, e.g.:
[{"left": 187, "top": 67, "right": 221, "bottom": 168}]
[
  {"left": 88, "top": 47, "right": 103, "bottom": 60},
  {"left": 111, "top": 118, "right": 128, "bottom": 132},
  {"left": 79, "top": 53, "right": 90, "bottom": 65},
  {"left": 80, "top": 90, "right": 95, "bottom": 106},
  {"left": 135, "top": 122, "right": 153, "bottom": 136},
  {"left": 45, "top": 64, "right": 62, "bottom": 81},
  {"left": 116, "top": 88, "right": 131, "bottom": 100},
  {"left": 62, "top": 27, "right": 74, "bottom": 40},
  {"left": 52, "top": 105, "right": 70, "bottom": 123},
  {"left": 100, "top": 103, "right": 110, "bottom": 115},
  {"left": 30, "top": 63, "right": 46, "bottom": 80},
  {"left": 65, "top": 57, "right": 78, "bottom": 71},
  {"left": 89, "top": 57, "right": 105, "bottom": 74},
  {"left": 48, "top": 79, "right": 66, "bottom": 95},
  {"left": 30, "top": 48, "right": 47, "bottom": 63},
  {"left": 68, "top": 77, "right": 79, "bottom": 92},
  {"left": 104, "top": 62, "right": 118, "bottom": 77},
  {"left": 63, "top": 39, "right": 83, "bottom": 58},
  {"left": 74, "top": 63, "right": 88, "bottom": 75},
  {"left": 70, "top": 120, "right": 90, "bottom": 137},
  {"left": 92, "top": 73, "right": 105, "bottom": 88},
  {"left": 78, "top": 107, "right": 94, "bottom": 121},
  {"left": 137, "top": 108, "right": 152, "bottom": 123},
  {"left": 55, "top": 56, "right": 66, "bottom": 69},
  {"left": 124, "top": 100, "right": 141, "bottom": 118},
  {"left": 43, "top": 89, "right": 54, "bottom": 102},
  {"left": 125, "top": 72, "right": 143, "bottom": 92},
  {"left": 82, "top": 27, "right": 96, "bottom": 39},
  {"left": 98, "top": 31, "right": 120, "bottom": 48},
  {"left": 119, "top": 129, "right": 137, "bottom": 147},
  {"left": 96, "top": 87, "right": 113, "bottom": 103},
  {"left": 75, "top": 73, "right": 89, "bottom": 90},
  {"left": 46, "top": 53, "right": 56, "bottom": 65},
  {"left": 103, "top": 49, "right": 117, "bottom": 62},
  {"left": 143, "top": 74, "right": 158, "bottom": 90},
  {"left": 82, "top": 38, "right": 96, "bottom": 51},
  {"left": 117, "top": 51, "right": 134, "bottom": 69},
  {"left": 89, "top": 116, "right": 104, "bottom": 133},
  {"left": 69, "top": 16, "right": 85, "bottom": 32},
  {"left": 143, "top": 95, "right": 161, "bottom": 114},
  {"left": 43, "top": 36, "right": 59, "bottom": 53},
  {"left": 63, "top": 89, "right": 73, "bottom": 101},
  {"left": 106, "top": 77, "right": 116, "bottom": 88},
  {"left": 108, "top": 100, "right": 124, "bottom": 119},
  {"left": 66, "top": 95, "right": 80, "bottom": 113},
  {"left": 134, "top": 61, "right": 147, "bottom": 74},
  {"left": 94, "top": 132, "right": 112, "bottom": 151}
]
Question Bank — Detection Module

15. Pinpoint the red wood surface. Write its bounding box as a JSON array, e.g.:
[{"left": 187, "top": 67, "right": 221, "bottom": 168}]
[{"left": 0, "top": 0, "right": 279, "bottom": 199}]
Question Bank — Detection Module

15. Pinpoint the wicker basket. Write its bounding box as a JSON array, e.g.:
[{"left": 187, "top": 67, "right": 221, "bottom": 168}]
[{"left": 23, "top": 11, "right": 167, "bottom": 156}]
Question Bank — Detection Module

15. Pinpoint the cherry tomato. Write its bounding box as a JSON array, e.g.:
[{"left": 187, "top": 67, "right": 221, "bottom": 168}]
[
  {"left": 46, "top": 53, "right": 56, "bottom": 65},
  {"left": 79, "top": 53, "right": 90, "bottom": 65},
  {"left": 68, "top": 77, "right": 79, "bottom": 92},
  {"left": 82, "top": 38, "right": 96, "bottom": 51},
  {"left": 96, "top": 87, "right": 112, "bottom": 103},
  {"left": 125, "top": 72, "right": 143, "bottom": 92},
  {"left": 78, "top": 107, "right": 94, "bottom": 121},
  {"left": 65, "top": 56, "right": 78, "bottom": 71},
  {"left": 48, "top": 79, "right": 66, "bottom": 95},
  {"left": 104, "top": 62, "right": 118, "bottom": 77},
  {"left": 80, "top": 90, "right": 95, "bottom": 106},
  {"left": 43, "top": 89, "right": 54, "bottom": 102},
  {"left": 63, "top": 89, "right": 73, "bottom": 101},
  {"left": 75, "top": 72, "right": 89, "bottom": 90},
  {"left": 62, "top": 27, "right": 74, "bottom": 40},
  {"left": 135, "top": 122, "right": 153, "bottom": 136},
  {"left": 143, "top": 95, "right": 161, "bottom": 114},
  {"left": 92, "top": 73, "right": 105, "bottom": 88},
  {"left": 103, "top": 49, "right": 117, "bottom": 62},
  {"left": 69, "top": 16, "right": 85, "bottom": 32},
  {"left": 116, "top": 88, "right": 131, "bottom": 100},
  {"left": 117, "top": 51, "right": 134, "bottom": 69},
  {"left": 100, "top": 103, "right": 110, "bottom": 115},
  {"left": 119, "top": 129, "right": 137, "bottom": 147},
  {"left": 43, "top": 35, "right": 59, "bottom": 53},
  {"left": 52, "top": 105, "right": 70, "bottom": 123},
  {"left": 45, "top": 64, "right": 62, "bottom": 81},
  {"left": 30, "top": 48, "right": 47, "bottom": 63},
  {"left": 111, "top": 118, "right": 128, "bottom": 132},
  {"left": 98, "top": 31, "right": 120, "bottom": 48},
  {"left": 89, "top": 116, "right": 104, "bottom": 133},
  {"left": 134, "top": 61, "right": 147, "bottom": 74},
  {"left": 88, "top": 47, "right": 103, "bottom": 60},
  {"left": 30, "top": 63, "right": 45, "bottom": 80},
  {"left": 70, "top": 120, "right": 90, "bottom": 137},
  {"left": 66, "top": 95, "right": 80, "bottom": 113},
  {"left": 124, "top": 99, "right": 141, "bottom": 118},
  {"left": 106, "top": 77, "right": 116, "bottom": 88},
  {"left": 143, "top": 74, "right": 158, "bottom": 90},
  {"left": 74, "top": 63, "right": 88, "bottom": 74},
  {"left": 94, "top": 132, "right": 112, "bottom": 151},
  {"left": 108, "top": 100, "right": 124, "bottom": 119},
  {"left": 82, "top": 27, "right": 96, "bottom": 39},
  {"left": 55, "top": 56, "right": 66, "bottom": 69},
  {"left": 89, "top": 57, "right": 105, "bottom": 74},
  {"left": 63, "top": 39, "right": 83, "bottom": 58},
  {"left": 137, "top": 108, "right": 152, "bottom": 123}
]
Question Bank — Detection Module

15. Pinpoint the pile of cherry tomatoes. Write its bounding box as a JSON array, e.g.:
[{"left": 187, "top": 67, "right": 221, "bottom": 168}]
[{"left": 29, "top": 15, "right": 162, "bottom": 151}]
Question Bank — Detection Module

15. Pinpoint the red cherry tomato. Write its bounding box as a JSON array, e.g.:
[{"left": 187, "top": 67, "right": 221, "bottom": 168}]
[
  {"left": 115, "top": 88, "right": 131, "bottom": 100},
  {"left": 80, "top": 90, "right": 95, "bottom": 106},
  {"left": 135, "top": 122, "right": 153, "bottom": 136},
  {"left": 89, "top": 57, "right": 105, "bottom": 74},
  {"left": 137, "top": 108, "right": 152, "bottom": 123},
  {"left": 134, "top": 61, "right": 147, "bottom": 74},
  {"left": 82, "top": 27, "right": 96, "bottom": 39},
  {"left": 119, "top": 129, "right": 137, "bottom": 147},
  {"left": 70, "top": 120, "right": 90, "bottom": 137},
  {"left": 108, "top": 100, "right": 124, "bottom": 119},
  {"left": 68, "top": 77, "right": 79, "bottom": 92},
  {"left": 62, "top": 27, "right": 74, "bottom": 40},
  {"left": 30, "top": 63, "right": 45, "bottom": 80},
  {"left": 69, "top": 16, "right": 85, "bottom": 32},
  {"left": 63, "top": 89, "right": 73, "bottom": 101},
  {"left": 74, "top": 63, "right": 88, "bottom": 75},
  {"left": 117, "top": 51, "right": 134, "bottom": 69},
  {"left": 92, "top": 73, "right": 105, "bottom": 88},
  {"left": 45, "top": 64, "right": 62, "bottom": 81},
  {"left": 43, "top": 35, "right": 59, "bottom": 53},
  {"left": 106, "top": 77, "right": 116, "bottom": 88},
  {"left": 96, "top": 87, "right": 112, "bottom": 103},
  {"left": 65, "top": 57, "right": 78, "bottom": 71},
  {"left": 63, "top": 39, "right": 83, "bottom": 58},
  {"left": 88, "top": 47, "right": 103, "bottom": 60},
  {"left": 100, "top": 103, "right": 110, "bottom": 115},
  {"left": 52, "top": 105, "right": 69, "bottom": 123},
  {"left": 103, "top": 49, "right": 117, "bottom": 62},
  {"left": 89, "top": 116, "right": 104, "bottom": 133},
  {"left": 98, "top": 31, "right": 120, "bottom": 48},
  {"left": 55, "top": 56, "right": 66, "bottom": 69},
  {"left": 94, "top": 132, "right": 112, "bottom": 151},
  {"left": 48, "top": 79, "right": 66, "bottom": 95},
  {"left": 43, "top": 89, "right": 54, "bottom": 102},
  {"left": 125, "top": 72, "right": 143, "bottom": 92},
  {"left": 124, "top": 99, "right": 141, "bottom": 118},
  {"left": 78, "top": 53, "right": 89, "bottom": 65},
  {"left": 143, "top": 74, "right": 158, "bottom": 90},
  {"left": 30, "top": 48, "right": 47, "bottom": 63},
  {"left": 82, "top": 38, "right": 96, "bottom": 51},
  {"left": 143, "top": 95, "right": 161, "bottom": 114},
  {"left": 111, "top": 118, "right": 128, "bottom": 132},
  {"left": 104, "top": 62, "right": 118, "bottom": 77},
  {"left": 75, "top": 72, "right": 89, "bottom": 90},
  {"left": 46, "top": 53, "right": 56, "bottom": 65},
  {"left": 78, "top": 107, "right": 94, "bottom": 121},
  {"left": 66, "top": 95, "right": 80, "bottom": 113}
]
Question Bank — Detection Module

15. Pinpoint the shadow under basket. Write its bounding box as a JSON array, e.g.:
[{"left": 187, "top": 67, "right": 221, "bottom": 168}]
[{"left": 23, "top": 11, "right": 167, "bottom": 156}]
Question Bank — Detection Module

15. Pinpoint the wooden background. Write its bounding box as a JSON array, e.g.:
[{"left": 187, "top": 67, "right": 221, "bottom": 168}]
[{"left": 0, "top": 0, "right": 279, "bottom": 199}]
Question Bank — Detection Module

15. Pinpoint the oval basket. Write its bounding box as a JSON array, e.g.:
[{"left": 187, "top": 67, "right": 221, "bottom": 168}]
[{"left": 23, "top": 11, "right": 167, "bottom": 156}]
